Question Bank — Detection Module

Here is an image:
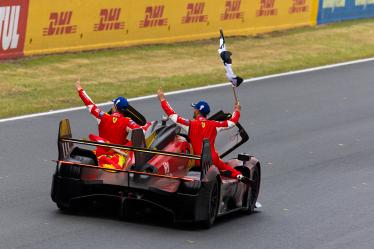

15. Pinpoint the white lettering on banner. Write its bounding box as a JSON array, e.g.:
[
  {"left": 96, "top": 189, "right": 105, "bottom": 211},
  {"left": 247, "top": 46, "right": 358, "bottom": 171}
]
[
  {"left": 322, "top": 0, "right": 346, "bottom": 8},
  {"left": 0, "top": 5, "right": 20, "bottom": 51},
  {"left": 355, "top": 0, "right": 374, "bottom": 6}
]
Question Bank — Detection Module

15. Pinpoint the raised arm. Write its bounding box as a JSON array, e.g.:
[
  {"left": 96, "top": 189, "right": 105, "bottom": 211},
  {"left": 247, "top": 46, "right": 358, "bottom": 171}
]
[
  {"left": 75, "top": 80, "right": 105, "bottom": 122},
  {"left": 215, "top": 104, "right": 241, "bottom": 132},
  {"left": 125, "top": 119, "right": 153, "bottom": 133},
  {"left": 157, "top": 88, "right": 190, "bottom": 133}
]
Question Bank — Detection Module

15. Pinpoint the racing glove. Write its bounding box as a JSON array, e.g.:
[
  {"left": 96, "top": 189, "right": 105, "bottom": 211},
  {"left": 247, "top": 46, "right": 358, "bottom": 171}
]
[{"left": 237, "top": 174, "right": 251, "bottom": 184}]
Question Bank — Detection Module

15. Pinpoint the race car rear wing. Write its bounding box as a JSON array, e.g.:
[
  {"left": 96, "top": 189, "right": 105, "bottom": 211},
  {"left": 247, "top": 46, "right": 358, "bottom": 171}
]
[
  {"left": 59, "top": 136, "right": 201, "bottom": 160},
  {"left": 58, "top": 119, "right": 215, "bottom": 181},
  {"left": 58, "top": 119, "right": 74, "bottom": 161}
]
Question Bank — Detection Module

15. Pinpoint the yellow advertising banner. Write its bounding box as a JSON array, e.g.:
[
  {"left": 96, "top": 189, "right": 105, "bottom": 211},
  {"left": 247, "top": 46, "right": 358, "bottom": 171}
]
[{"left": 24, "top": 0, "right": 319, "bottom": 56}]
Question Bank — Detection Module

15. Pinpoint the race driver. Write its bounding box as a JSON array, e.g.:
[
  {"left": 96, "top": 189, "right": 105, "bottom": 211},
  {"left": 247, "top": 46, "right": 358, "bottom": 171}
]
[
  {"left": 157, "top": 88, "right": 247, "bottom": 181},
  {"left": 75, "top": 80, "right": 150, "bottom": 169}
]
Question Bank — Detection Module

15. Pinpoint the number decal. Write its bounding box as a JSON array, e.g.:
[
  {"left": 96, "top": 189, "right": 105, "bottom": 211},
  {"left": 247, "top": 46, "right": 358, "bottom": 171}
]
[{"left": 163, "top": 161, "right": 170, "bottom": 174}]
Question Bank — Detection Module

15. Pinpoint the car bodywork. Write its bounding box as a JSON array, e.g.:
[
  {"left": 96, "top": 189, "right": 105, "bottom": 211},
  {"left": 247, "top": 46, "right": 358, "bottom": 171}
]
[{"left": 51, "top": 111, "right": 261, "bottom": 227}]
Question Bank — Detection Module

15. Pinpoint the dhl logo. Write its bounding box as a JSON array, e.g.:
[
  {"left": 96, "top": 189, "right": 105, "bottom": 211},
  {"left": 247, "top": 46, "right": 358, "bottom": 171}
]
[
  {"left": 0, "top": 5, "right": 21, "bottom": 51},
  {"left": 221, "top": 0, "right": 244, "bottom": 21},
  {"left": 43, "top": 11, "right": 77, "bottom": 36},
  {"left": 256, "top": 0, "right": 278, "bottom": 17},
  {"left": 289, "top": 0, "right": 309, "bottom": 13},
  {"left": 139, "top": 5, "right": 168, "bottom": 28},
  {"left": 181, "top": 2, "right": 208, "bottom": 24},
  {"left": 94, "top": 8, "right": 125, "bottom": 32}
]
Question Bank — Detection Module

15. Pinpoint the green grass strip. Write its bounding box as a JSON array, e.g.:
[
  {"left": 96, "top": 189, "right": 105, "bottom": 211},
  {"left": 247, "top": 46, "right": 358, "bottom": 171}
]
[{"left": 1, "top": 18, "right": 374, "bottom": 118}]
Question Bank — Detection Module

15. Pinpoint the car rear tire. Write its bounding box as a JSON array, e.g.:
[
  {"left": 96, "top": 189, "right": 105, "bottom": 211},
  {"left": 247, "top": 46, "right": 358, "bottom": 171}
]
[
  {"left": 244, "top": 165, "right": 260, "bottom": 215},
  {"left": 202, "top": 180, "right": 219, "bottom": 229},
  {"left": 56, "top": 201, "right": 82, "bottom": 212},
  {"left": 59, "top": 163, "right": 81, "bottom": 179},
  {"left": 56, "top": 202, "right": 68, "bottom": 211},
  {"left": 59, "top": 155, "right": 95, "bottom": 179}
]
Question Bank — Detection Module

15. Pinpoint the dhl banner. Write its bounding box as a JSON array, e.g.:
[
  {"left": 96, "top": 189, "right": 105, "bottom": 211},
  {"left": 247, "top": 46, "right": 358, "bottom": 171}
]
[
  {"left": 318, "top": 0, "right": 374, "bottom": 24},
  {"left": 1, "top": 0, "right": 319, "bottom": 59}
]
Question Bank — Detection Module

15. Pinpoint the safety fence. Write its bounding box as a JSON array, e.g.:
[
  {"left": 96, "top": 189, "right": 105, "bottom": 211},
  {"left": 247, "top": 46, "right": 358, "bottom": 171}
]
[{"left": 0, "top": 0, "right": 372, "bottom": 59}]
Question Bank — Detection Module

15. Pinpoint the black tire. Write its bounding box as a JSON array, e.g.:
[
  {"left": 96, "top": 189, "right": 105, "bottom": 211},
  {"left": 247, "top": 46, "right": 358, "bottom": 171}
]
[
  {"left": 59, "top": 155, "right": 95, "bottom": 179},
  {"left": 56, "top": 157, "right": 90, "bottom": 211},
  {"left": 202, "top": 180, "right": 219, "bottom": 229},
  {"left": 243, "top": 165, "right": 260, "bottom": 215},
  {"left": 179, "top": 180, "right": 201, "bottom": 194},
  {"left": 59, "top": 164, "right": 81, "bottom": 179},
  {"left": 56, "top": 202, "right": 68, "bottom": 211},
  {"left": 179, "top": 170, "right": 201, "bottom": 194},
  {"left": 56, "top": 201, "right": 82, "bottom": 212},
  {"left": 119, "top": 199, "right": 133, "bottom": 221}
]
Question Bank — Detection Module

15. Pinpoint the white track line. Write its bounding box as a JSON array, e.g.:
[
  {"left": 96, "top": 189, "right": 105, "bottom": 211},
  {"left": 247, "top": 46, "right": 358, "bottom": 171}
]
[{"left": 1, "top": 57, "right": 374, "bottom": 123}]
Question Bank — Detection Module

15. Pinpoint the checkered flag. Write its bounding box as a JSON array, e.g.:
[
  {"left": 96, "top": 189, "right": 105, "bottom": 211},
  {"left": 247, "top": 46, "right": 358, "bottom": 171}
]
[{"left": 218, "top": 29, "right": 243, "bottom": 87}]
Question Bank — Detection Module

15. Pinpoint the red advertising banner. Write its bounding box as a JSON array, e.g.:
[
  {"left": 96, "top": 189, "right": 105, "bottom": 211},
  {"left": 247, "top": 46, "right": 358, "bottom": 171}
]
[{"left": 0, "top": 0, "right": 29, "bottom": 59}]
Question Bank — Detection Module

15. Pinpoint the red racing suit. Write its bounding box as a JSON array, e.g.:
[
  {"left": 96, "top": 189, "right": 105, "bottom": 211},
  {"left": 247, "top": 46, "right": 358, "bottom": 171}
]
[
  {"left": 160, "top": 100, "right": 241, "bottom": 178},
  {"left": 78, "top": 88, "right": 151, "bottom": 150}
]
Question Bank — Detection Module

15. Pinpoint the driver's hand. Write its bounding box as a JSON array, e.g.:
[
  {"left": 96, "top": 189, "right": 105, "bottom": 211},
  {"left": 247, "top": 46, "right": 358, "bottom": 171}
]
[
  {"left": 235, "top": 103, "right": 241, "bottom": 111},
  {"left": 157, "top": 88, "right": 165, "bottom": 101},
  {"left": 237, "top": 174, "right": 251, "bottom": 184},
  {"left": 75, "top": 79, "right": 82, "bottom": 91}
]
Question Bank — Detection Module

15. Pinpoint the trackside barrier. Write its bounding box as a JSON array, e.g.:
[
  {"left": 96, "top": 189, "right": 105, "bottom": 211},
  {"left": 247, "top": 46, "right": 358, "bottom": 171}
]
[
  {"left": 0, "top": 0, "right": 319, "bottom": 59},
  {"left": 0, "top": 0, "right": 29, "bottom": 59},
  {"left": 2, "top": 1, "right": 374, "bottom": 60},
  {"left": 318, "top": 0, "right": 374, "bottom": 24}
]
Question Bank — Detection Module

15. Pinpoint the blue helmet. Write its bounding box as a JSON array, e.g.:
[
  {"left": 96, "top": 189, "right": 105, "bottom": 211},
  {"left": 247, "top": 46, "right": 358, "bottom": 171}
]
[
  {"left": 112, "top": 96, "right": 129, "bottom": 110},
  {"left": 191, "top": 100, "right": 210, "bottom": 116}
]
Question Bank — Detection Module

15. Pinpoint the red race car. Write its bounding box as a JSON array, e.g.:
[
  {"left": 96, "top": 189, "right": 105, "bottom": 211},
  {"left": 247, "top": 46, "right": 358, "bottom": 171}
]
[{"left": 51, "top": 109, "right": 261, "bottom": 228}]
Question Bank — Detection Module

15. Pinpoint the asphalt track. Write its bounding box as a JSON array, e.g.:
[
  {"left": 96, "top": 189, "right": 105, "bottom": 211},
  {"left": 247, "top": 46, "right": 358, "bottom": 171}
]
[{"left": 1, "top": 61, "right": 374, "bottom": 249}]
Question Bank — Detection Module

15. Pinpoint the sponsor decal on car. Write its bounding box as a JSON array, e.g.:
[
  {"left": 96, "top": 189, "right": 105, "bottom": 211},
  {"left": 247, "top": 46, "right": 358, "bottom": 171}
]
[
  {"left": 220, "top": 0, "right": 244, "bottom": 21},
  {"left": 0, "top": 0, "right": 28, "bottom": 59},
  {"left": 42, "top": 11, "right": 77, "bottom": 36},
  {"left": 94, "top": 8, "right": 125, "bottom": 32},
  {"left": 139, "top": 5, "right": 168, "bottom": 28},
  {"left": 163, "top": 161, "right": 170, "bottom": 175},
  {"left": 256, "top": 0, "right": 278, "bottom": 17},
  {"left": 181, "top": 2, "right": 208, "bottom": 24}
]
